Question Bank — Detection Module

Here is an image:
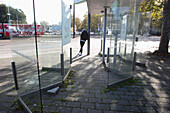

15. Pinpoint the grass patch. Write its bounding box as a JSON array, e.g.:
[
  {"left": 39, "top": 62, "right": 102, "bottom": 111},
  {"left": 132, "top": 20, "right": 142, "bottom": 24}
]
[
  {"left": 98, "top": 52, "right": 102, "bottom": 57},
  {"left": 59, "top": 98, "right": 67, "bottom": 101},
  {"left": 104, "top": 78, "right": 138, "bottom": 93},
  {"left": 63, "top": 70, "right": 76, "bottom": 87}
]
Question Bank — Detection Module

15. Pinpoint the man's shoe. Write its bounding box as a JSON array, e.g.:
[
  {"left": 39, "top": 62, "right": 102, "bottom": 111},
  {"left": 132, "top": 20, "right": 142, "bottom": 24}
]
[{"left": 78, "top": 53, "right": 82, "bottom": 56}]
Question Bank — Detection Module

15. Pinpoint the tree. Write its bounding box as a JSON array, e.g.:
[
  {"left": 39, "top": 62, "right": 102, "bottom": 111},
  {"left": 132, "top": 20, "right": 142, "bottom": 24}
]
[
  {"left": 0, "top": 4, "right": 27, "bottom": 24},
  {"left": 71, "top": 16, "right": 82, "bottom": 31},
  {"left": 81, "top": 14, "right": 103, "bottom": 31},
  {"left": 158, "top": 0, "right": 170, "bottom": 54},
  {"left": 140, "top": 0, "right": 170, "bottom": 54},
  {"left": 81, "top": 15, "right": 88, "bottom": 30}
]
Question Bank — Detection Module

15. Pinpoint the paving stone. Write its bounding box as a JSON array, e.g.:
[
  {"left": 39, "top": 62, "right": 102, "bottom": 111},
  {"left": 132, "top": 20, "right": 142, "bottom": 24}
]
[
  {"left": 65, "top": 97, "right": 77, "bottom": 101},
  {"left": 128, "top": 88, "right": 144, "bottom": 92},
  {"left": 107, "top": 95, "right": 121, "bottom": 99},
  {"left": 125, "top": 92, "right": 136, "bottom": 96},
  {"left": 103, "top": 110, "right": 119, "bottom": 113},
  {"left": 56, "top": 106, "right": 72, "bottom": 113},
  {"left": 89, "top": 97, "right": 102, "bottom": 103},
  {"left": 154, "top": 107, "right": 170, "bottom": 113},
  {"left": 118, "top": 87, "right": 128, "bottom": 91},
  {"left": 78, "top": 89, "right": 89, "bottom": 93},
  {"left": 110, "top": 104, "right": 125, "bottom": 111},
  {"left": 81, "top": 102, "right": 95, "bottom": 109},
  {"left": 95, "top": 94, "right": 108, "bottom": 98},
  {"left": 117, "top": 100, "right": 129, "bottom": 105},
  {"left": 96, "top": 103, "right": 110, "bottom": 110},
  {"left": 66, "top": 101, "right": 81, "bottom": 108},
  {"left": 142, "top": 101, "right": 158, "bottom": 107},
  {"left": 120, "top": 95, "right": 133, "bottom": 100},
  {"left": 112, "top": 91, "right": 124, "bottom": 95},
  {"left": 75, "top": 97, "right": 89, "bottom": 102},
  {"left": 157, "top": 102, "right": 170, "bottom": 108},
  {"left": 129, "top": 100, "right": 144, "bottom": 106},
  {"left": 102, "top": 98, "right": 117, "bottom": 104},
  {"left": 119, "top": 112, "right": 133, "bottom": 113},
  {"left": 125, "top": 105, "right": 141, "bottom": 112},
  {"left": 89, "top": 89, "right": 101, "bottom": 94},
  {"left": 53, "top": 100, "right": 67, "bottom": 107},
  {"left": 139, "top": 106, "right": 156, "bottom": 113},
  {"left": 72, "top": 108, "right": 87, "bottom": 113},
  {"left": 88, "top": 109, "right": 102, "bottom": 113},
  {"left": 43, "top": 105, "right": 57, "bottom": 112},
  {"left": 82, "top": 93, "right": 95, "bottom": 98},
  {"left": 133, "top": 96, "right": 147, "bottom": 101},
  {"left": 71, "top": 92, "right": 82, "bottom": 97}
]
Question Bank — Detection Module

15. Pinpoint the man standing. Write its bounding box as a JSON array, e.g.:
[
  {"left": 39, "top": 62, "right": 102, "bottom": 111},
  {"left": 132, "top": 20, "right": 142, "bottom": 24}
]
[{"left": 78, "top": 29, "right": 89, "bottom": 56}]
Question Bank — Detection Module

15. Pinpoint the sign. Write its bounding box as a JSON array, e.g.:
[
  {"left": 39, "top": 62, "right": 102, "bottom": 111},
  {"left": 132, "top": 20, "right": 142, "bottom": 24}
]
[
  {"left": 74, "top": 0, "right": 86, "bottom": 4},
  {"left": 62, "top": 1, "right": 71, "bottom": 46},
  {"left": 120, "top": 15, "right": 128, "bottom": 40}
]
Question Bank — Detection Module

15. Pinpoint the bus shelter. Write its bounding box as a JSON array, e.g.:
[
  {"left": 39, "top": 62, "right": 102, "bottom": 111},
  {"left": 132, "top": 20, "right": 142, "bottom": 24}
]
[
  {"left": 9, "top": 0, "right": 71, "bottom": 112},
  {"left": 87, "top": 0, "right": 141, "bottom": 88}
]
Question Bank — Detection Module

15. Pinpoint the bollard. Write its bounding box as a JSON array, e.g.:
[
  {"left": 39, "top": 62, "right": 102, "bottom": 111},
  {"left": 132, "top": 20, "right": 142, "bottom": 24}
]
[
  {"left": 107, "top": 48, "right": 110, "bottom": 63},
  {"left": 70, "top": 48, "right": 72, "bottom": 64},
  {"left": 124, "top": 44, "right": 127, "bottom": 56},
  {"left": 101, "top": 39, "right": 102, "bottom": 52},
  {"left": 119, "top": 42, "right": 121, "bottom": 53},
  {"left": 61, "top": 54, "right": 64, "bottom": 79},
  {"left": 132, "top": 52, "right": 137, "bottom": 71},
  {"left": 11, "top": 61, "right": 18, "bottom": 90}
]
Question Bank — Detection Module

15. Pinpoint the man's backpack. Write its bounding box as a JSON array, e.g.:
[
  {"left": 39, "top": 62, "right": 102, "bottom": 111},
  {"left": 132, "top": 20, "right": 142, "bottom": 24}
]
[{"left": 81, "top": 32, "right": 89, "bottom": 40}]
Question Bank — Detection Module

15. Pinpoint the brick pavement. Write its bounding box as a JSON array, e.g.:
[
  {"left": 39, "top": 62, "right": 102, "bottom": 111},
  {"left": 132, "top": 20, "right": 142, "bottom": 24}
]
[
  {"left": 40, "top": 54, "right": 170, "bottom": 113},
  {"left": 0, "top": 36, "right": 170, "bottom": 113}
]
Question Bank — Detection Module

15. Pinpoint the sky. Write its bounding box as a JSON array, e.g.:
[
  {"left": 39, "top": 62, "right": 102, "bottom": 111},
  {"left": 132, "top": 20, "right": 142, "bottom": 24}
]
[{"left": 0, "top": 0, "right": 88, "bottom": 24}]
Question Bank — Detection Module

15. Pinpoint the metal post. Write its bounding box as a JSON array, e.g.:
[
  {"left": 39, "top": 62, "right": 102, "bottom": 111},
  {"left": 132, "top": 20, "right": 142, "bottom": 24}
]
[
  {"left": 113, "top": 1, "right": 120, "bottom": 68},
  {"left": 0, "top": 6, "right": 4, "bottom": 37},
  {"left": 33, "top": 1, "right": 43, "bottom": 112},
  {"left": 73, "top": 3, "right": 75, "bottom": 38},
  {"left": 61, "top": 54, "right": 64, "bottom": 79},
  {"left": 132, "top": 52, "right": 136, "bottom": 71},
  {"left": 11, "top": 61, "right": 18, "bottom": 90},
  {"left": 107, "top": 48, "right": 110, "bottom": 63},
  {"left": 70, "top": 48, "right": 72, "bottom": 64},
  {"left": 102, "top": 7, "right": 107, "bottom": 63},
  {"left": 101, "top": 39, "right": 102, "bottom": 52},
  {"left": 119, "top": 42, "right": 121, "bottom": 52},
  {"left": 16, "top": 12, "right": 18, "bottom": 30},
  {"left": 87, "top": 13, "right": 91, "bottom": 55},
  {"left": 124, "top": 43, "right": 127, "bottom": 56}
]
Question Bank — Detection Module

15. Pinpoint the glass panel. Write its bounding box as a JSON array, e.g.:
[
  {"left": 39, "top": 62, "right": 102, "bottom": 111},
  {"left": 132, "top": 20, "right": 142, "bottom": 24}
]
[
  {"left": 34, "top": 0, "right": 62, "bottom": 91},
  {"left": 62, "top": 1, "right": 71, "bottom": 78},
  {"left": 136, "top": 12, "right": 151, "bottom": 64},
  {"left": 108, "top": 0, "right": 141, "bottom": 86},
  {"left": 9, "top": 0, "right": 42, "bottom": 112}
]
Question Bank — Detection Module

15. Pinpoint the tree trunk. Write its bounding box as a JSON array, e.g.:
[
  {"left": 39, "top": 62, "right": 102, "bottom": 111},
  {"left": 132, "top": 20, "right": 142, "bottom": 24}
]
[{"left": 158, "top": 0, "right": 170, "bottom": 54}]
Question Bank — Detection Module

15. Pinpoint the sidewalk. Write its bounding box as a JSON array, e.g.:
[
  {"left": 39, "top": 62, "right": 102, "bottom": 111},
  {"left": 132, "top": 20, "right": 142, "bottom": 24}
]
[{"left": 0, "top": 36, "right": 170, "bottom": 113}]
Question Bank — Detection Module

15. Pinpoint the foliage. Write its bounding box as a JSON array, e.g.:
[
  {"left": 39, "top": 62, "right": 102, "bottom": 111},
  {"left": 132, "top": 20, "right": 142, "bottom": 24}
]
[
  {"left": 81, "top": 14, "right": 103, "bottom": 31},
  {"left": 71, "top": 16, "right": 82, "bottom": 31},
  {"left": 0, "top": 4, "right": 27, "bottom": 24},
  {"left": 140, "top": 0, "right": 163, "bottom": 30}
]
